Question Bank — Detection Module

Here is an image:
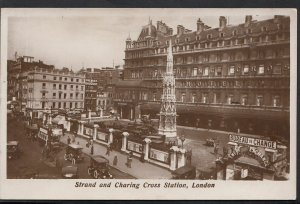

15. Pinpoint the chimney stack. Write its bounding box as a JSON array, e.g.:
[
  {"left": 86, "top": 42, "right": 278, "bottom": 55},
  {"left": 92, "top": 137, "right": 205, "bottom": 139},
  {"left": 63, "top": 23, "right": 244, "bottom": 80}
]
[
  {"left": 177, "top": 25, "right": 185, "bottom": 35},
  {"left": 219, "top": 16, "right": 227, "bottom": 29},
  {"left": 197, "top": 18, "right": 205, "bottom": 32},
  {"left": 245, "top": 15, "right": 252, "bottom": 27}
]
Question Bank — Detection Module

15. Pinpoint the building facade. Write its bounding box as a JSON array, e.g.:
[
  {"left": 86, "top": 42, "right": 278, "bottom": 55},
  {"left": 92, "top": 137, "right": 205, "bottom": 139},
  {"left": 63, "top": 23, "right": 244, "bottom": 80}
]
[
  {"left": 83, "top": 67, "right": 122, "bottom": 112},
  {"left": 7, "top": 56, "right": 54, "bottom": 110},
  {"left": 26, "top": 67, "right": 86, "bottom": 118},
  {"left": 114, "top": 15, "right": 290, "bottom": 139}
]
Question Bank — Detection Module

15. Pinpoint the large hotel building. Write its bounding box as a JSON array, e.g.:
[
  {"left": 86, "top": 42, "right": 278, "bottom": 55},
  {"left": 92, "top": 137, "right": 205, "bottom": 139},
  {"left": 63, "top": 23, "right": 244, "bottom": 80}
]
[{"left": 114, "top": 15, "right": 290, "bottom": 138}]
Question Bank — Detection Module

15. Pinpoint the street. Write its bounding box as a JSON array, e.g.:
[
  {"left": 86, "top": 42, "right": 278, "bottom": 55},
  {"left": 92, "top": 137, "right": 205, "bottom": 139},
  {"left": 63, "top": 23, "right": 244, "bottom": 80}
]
[{"left": 7, "top": 118, "right": 135, "bottom": 179}]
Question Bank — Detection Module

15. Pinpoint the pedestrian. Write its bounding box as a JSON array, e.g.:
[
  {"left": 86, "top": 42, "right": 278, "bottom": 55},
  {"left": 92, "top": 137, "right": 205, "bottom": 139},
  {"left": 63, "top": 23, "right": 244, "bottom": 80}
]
[
  {"left": 105, "top": 144, "right": 111, "bottom": 156},
  {"left": 74, "top": 131, "right": 77, "bottom": 138},
  {"left": 67, "top": 136, "right": 71, "bottom": 145},
  {"left": 140, "top": 153, "right": 145, "bottom": 162},
  {"left": 126, "top": 154, "right": 132, "bottom": 168},
  {"left": 113, "top": 154, "right": 118, "bottom": 166},
  {"left": 214, "top": 143, "right": 219, "bottom": 155},
  {"left": 223, "top": 146, "right": 228, "bottom": 157},
  {"left": 90, "top": 145, "right": 94, "bottom": 155}
]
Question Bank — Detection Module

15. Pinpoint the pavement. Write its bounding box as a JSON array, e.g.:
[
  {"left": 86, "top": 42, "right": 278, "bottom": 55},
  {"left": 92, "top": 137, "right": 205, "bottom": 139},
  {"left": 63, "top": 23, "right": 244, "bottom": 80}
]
[{"left": 61, "top": 132, "right": 173, "bottom": 179}]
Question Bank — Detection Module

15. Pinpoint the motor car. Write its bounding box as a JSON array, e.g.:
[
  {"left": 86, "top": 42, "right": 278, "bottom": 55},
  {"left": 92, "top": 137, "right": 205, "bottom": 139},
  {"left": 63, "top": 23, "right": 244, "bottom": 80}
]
[
  {"left": 62, "top": 164, "right": 79, "bottom": 179},
  {"left": 206, "top": 138, "right": 216, "bottom": 147},
  {"left": 171, "top": 165, "right": 196, "bottom": 179},
  {"left": 64, "top": 144, "right": 84, "bottom": 164},
  {"left": 7, "top": 141, "right": 21, "bottom": 159},
  {"left": 87, "top": 155, "right": 113, "bottom": 179}
]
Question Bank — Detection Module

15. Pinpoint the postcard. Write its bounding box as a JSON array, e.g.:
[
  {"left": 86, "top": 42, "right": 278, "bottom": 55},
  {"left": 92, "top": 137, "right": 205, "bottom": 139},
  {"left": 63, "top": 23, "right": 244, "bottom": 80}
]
[{"left": 0, "top": 8, "right": 297, "bottom": 200}]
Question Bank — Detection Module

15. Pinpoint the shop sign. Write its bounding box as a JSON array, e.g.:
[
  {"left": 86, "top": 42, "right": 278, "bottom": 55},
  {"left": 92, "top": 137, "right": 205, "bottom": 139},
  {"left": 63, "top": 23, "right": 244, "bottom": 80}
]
[
  {"left": 149, "top": 148, "right": 169, "bottom": 163},
  {"left": 84, "top": 127, "right": 93, "bottom": 136},
  {"left": 229, "top": 134, "right": 276, "bottom": 149},
  {"left": 248, "top": 146, "right": 270, "bottom": 167},
  {"left": 40, "top": 128, "right": 48, "bottom": 135},
  {"left": 127, "top": 141, "right": 143, "bottom": 153}
]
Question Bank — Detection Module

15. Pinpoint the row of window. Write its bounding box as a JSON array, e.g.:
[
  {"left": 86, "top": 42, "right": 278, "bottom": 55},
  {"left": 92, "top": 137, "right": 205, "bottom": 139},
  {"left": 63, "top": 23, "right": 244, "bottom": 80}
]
[
  {"left": 42, "top": 83, "right": 84, "bottom": 91},
  {"left": 126, "top": 48, "right": 289, "bottom": 67},
  {"left": 143, "top": 93, "right": 283, "bottom": 107},
  {"left": 41, "top": 101, "right": 83, "bottom": 109},
  {"left": 127, "top": 33, "right": 288, "bottom": 57},
  {"left": 42, "top": 75, "right": 84, "bottom": 83},
  {"left": 130, "top": 63, "right": 289, "bottom": 79},
  {"left": 41, "top": 92, "right": 84, "bottom": 99}
]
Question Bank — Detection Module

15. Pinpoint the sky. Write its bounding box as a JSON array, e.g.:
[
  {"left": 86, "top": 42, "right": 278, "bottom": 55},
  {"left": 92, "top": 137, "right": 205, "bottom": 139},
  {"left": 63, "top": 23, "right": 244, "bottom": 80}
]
[{"left": 7, "top": 9, "right": 274, "bottom": 70}]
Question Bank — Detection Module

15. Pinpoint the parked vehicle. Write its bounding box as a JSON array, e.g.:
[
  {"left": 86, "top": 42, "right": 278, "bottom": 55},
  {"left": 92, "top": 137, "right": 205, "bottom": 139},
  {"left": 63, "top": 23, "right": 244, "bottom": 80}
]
[
  {"left": 61, "top": 164, "right": 78, "bottom": 179},
  {"left": 172, "top": 165, "right": 196, "bottom": 179},
  {"left": 206, "top": 138, "right": 216, "bottom": 147},
  {"left": 7, "top": 141, "right": 21, "bottom": 159},
  {"left": 64, "top": 144, "right": 84, "bottom": 164},
  {"left": 88, "top": 155, "right": 113, "bottom": 179}
]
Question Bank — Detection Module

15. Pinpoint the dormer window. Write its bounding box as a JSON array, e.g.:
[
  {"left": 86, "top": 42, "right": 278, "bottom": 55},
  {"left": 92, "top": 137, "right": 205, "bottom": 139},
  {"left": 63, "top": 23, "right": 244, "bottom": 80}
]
[
  {"left": 262, "top": 26, "right": 267, "bottom": 32},
  {"left": 247, "top": 29, "right": 252, "bottom": 34},
  {"left": 220, "top": 32, "right": 224, "bottom": 38},
  {"left": 176, "top": 39, "right": 179, "bottom": 44},
  {"left": 207, "top": 34, "right": 212, "bottom": 39},
  {"left": 196, "top": 36, "right": 200, "bottom": 41},
  {"left": 185, "top": 38, "right": 190, "bottom": 42},
  {"left": 277, "top": 24, "right": 283, "bottom": 30}
]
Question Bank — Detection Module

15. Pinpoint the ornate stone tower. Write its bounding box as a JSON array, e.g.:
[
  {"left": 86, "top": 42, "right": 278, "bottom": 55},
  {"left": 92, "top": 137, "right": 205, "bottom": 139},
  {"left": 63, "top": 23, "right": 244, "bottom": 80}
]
[{"left": 158, "top": 40, "right": 177, "bottom": 143}]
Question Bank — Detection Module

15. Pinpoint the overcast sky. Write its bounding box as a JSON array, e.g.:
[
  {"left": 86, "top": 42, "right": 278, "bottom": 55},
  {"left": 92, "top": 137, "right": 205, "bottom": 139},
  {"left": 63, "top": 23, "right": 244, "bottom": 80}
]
[{"left": 7, "top": 9, "right": 274, "bottom": 70}]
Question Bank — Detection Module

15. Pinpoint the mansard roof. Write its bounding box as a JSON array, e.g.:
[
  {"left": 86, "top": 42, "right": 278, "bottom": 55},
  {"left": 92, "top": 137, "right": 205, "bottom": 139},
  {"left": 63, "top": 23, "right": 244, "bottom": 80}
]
[
  {"left": 133, "top": 16, "right": 289, "bottom": 47},
  {"left": 137, "top": 24, "right": 157, "bottom": 41}
]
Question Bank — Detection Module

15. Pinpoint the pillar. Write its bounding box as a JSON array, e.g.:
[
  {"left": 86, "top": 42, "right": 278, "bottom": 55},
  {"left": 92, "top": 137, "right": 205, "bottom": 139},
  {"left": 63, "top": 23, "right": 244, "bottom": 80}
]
[
  {"left": 80, "top": 122, "right": 84, "bottom": 135},
  {"left": 100, "top": 108, "right": 103, "bottom": 118},
  {"left": 169, "top": 146, "right": 179, "bottom": 171},
  {"left": 177, "top": 148, "right": 187, "bottom": 168},
  {"left": 143, "top": 138, "right": 151, "bottom": 161},
  {"left": 77, "top": 122, "right": 81, "bottom": 135},
  {"left": 93, "top": 124, "right": 99, "bottom": 140},
  {"left": 109, "top": 128, "right": 114, "bottom": 144},
  {"left": 130, "top": 107, "right": 133, "bottom": 121},
  {"left": 43, "top": 114, "right": 46, "bottom": 124},
  {"left": 66, "top": 118, "right": 71, "bottom": 132},
  {"left": 121, "top": 132, "right": 129, "bottom": 152},
  {"left": 120, "top": 107, "right": 123, "bottom": 119},
  {"left": 48, "top": 114, "right": 52, "bottom": 125},
  {"left": 88, "top": 109, "right": 92, "bottom": 119}
]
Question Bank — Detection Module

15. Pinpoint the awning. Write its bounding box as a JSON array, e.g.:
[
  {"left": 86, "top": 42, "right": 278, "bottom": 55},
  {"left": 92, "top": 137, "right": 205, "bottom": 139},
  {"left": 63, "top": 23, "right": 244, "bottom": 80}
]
[
  {"left": 52, "top": 115, "right": 66, "bottom": 125},
  {"left": 235, "top": 156, "right": 261, "bottom": 168}
]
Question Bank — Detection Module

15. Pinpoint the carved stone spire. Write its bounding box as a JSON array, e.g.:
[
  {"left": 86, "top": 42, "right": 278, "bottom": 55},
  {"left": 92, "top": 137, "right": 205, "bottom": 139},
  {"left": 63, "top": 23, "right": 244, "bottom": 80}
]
[{"left": 158, "top": 39, "right": 177, "bottom": 143}]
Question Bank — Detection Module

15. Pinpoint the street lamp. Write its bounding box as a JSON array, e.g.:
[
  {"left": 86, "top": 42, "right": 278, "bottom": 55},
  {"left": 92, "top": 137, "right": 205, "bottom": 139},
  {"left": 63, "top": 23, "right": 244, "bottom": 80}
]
[{"left": 177, "top": 135, "right": 186, "bottom": 148}]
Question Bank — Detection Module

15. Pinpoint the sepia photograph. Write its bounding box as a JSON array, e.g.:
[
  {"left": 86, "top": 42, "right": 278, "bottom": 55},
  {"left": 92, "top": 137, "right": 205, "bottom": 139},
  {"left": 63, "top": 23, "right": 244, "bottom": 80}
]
[{"left": 0, "top": 8, "right": 297, "bottom": 200}]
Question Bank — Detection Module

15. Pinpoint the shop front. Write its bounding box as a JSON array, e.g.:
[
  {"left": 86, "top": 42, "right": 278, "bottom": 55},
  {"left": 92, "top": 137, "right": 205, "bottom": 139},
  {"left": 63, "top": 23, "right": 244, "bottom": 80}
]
[{"left": 216, "top": 134, "right": 288, "bottom": 180}]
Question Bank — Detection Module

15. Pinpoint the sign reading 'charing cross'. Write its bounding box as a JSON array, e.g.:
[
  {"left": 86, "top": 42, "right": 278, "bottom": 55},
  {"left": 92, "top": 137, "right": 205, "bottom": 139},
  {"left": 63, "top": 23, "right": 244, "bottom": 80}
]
[{"left": 229, "top": 134, "right": 277, "bottom": 150}]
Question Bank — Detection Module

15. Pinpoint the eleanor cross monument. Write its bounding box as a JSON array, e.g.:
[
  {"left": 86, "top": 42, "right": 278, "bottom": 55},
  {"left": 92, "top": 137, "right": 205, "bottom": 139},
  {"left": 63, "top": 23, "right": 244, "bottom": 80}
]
[{"left": 158, "top": 40, "right": 177, "bottom": 143}]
